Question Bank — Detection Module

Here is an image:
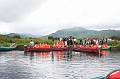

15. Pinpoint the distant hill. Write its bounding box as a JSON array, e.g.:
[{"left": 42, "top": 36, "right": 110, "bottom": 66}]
[
  {"left": 46, "top": 27, "right": 120, "bottom": 38},
  {"left": 6, "top": 33, "right": 20, "bottom": 38},
  {"left": 0, "top": 34, "right": 10, "bottom": 38},
  {"left": 6, "top": 33, "right": 42, "bottom": 38}
]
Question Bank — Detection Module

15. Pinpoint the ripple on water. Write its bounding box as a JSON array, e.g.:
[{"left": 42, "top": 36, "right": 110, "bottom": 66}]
[{"left": 0, "top": 51, "right": 120, "bottom": 79}]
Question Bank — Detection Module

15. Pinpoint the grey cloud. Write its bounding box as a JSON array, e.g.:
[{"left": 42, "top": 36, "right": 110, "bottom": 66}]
[
  {"left": 0, "top": 0, "right": 45, "bottom": 22},
  {"left": 85, "top": 23, "right": 120, "bottom": 30},
  {"left": 11, "top": 23, "right": 57, "bottom": 35}
]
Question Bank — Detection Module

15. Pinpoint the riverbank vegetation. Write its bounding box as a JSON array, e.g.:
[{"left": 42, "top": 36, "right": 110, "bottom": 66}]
[
  {"left": 0, "top": 34, "right": 54, "bottom": 47},
  {"left": 0, "top": 34, "right": 120, "bottom": 49},
  {"left": 108, "top": 36, "right": 120, "bottom": 48},
  {"left": 108, "top": 40, "right": 120, "bottom": 48}
]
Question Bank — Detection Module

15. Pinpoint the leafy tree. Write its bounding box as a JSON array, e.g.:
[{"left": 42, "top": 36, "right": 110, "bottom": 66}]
[
  {"left": 48, "top": 36, "right": 53, "bottom": 40},
  {"left": 12, "top": 35, "right": 21, "bottom": 38}
]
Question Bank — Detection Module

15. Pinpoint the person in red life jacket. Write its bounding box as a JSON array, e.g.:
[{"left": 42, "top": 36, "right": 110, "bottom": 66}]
[
  {"left": 56, "top": 40, "right": 65, "bottom": 48},
  {"left": 60, "top": 41, "right": 65, "bottom": 47},
  {"left": 34, "top": 44, "right": 40, "bottom": 48},
  {"left": 55, "top": 41, "right": 60, "bottom": 48},
  {"left": 44, "top": 44, "right": 50, "bottom": 48}
]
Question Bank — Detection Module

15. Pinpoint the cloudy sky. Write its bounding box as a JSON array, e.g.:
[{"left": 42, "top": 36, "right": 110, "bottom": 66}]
[{"left": 0, "top": 0, "right": 120, "bottom": 35}]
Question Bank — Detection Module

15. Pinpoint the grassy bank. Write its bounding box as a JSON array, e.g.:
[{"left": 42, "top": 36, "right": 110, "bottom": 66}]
[
  {"left": 0, "top": 35, "right": 55, "bottom": 47},
  {"left": 108, "top": 40, "right": 120, "bottom": 49}
]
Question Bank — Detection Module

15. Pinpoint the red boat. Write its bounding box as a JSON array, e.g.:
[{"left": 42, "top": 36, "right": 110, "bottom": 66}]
[
  {"left": 24, "top": 47, "right": 52, "bottom": 52},
  {"left": 73, "top": 45, "right": 100, "bottom": 53},
  {"left": 52, "top": 47, "right": 68, "bottom": 51},
  {"left": 24, "top": 46, "right": 68, "bottom": 52},
  {"left": 24, "top": 45, "right": 101, "bottom": 53},
  {"left": 107, "top": 70, "right": 120, "bottom": 79},
  {"left": 100, "top": 50, "right": 108, "bottom": 57}
]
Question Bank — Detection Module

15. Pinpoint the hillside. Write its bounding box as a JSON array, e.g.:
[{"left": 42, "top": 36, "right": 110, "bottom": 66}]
[
  {"left": 47, "top": 27, "right": 120, "bottom": 38},
  {"left": 6, "top": 33, "right": 42, "bottom": 38}
]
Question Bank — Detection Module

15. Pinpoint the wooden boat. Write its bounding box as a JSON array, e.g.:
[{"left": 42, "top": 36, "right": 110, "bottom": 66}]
[
  {"left": 0, "top": 47, "right": 15, "bottom": 52},
  {"left": 73, "top": 45, "right": 100, "bottom": 53}
]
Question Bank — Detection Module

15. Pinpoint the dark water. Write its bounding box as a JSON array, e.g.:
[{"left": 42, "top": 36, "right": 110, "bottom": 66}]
[{"left": 0, "top": 50, "right": 120, "bottom": 79}]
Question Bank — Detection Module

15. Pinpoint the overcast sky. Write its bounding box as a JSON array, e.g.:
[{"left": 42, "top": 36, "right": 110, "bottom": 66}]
[{"left": 0, "top": 0, "right": 120, "bottom": 35}]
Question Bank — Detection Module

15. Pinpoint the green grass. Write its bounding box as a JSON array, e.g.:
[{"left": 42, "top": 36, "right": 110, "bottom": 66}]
[
  {"left": 0, "top": 35, "right": 55, "bottom": 47},
  {"left": 108, "top": 40, "right": 120, "bottom": 48}
]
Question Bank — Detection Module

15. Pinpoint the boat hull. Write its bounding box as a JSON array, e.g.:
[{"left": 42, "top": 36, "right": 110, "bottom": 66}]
[
  {"left": 24, "top": 47, "right": 51, "bottom": 52},
  {"left": 0, "top": 47, "right": 15, "bottom": 52},
  {"left": 73, "top": 47, "right": 99, "bottom": 53},
  {"left": 24, "top": 47, "right": 68, "bottom": 52},
  {"left": 24, "top": 46, "right": 100, "bottom": 53},
  {"left": 52, "top": 47, "right": 68, "bottom": 51}
]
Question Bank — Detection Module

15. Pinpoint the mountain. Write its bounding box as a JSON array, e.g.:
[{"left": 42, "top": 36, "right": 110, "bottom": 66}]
[
  {"left": 6, "top": 33, "right": 42, "bottom": 38},
  {"left": 19, "top": 33, "right": 42, "bottom": 38},
  {"left": 6, "top": 33, "right": 20, "bottom": 37},
  {"left": 46, "top": 27, "right": 120, "bottom": 38}
]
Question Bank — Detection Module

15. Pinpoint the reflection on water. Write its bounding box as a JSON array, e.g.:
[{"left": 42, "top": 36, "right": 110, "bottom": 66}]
[
  {"left": 25, "top": 51, "right": 82, "bottom": 62},
  {"left": 0, "top": 50, "right": 120, "bottom": 79}
]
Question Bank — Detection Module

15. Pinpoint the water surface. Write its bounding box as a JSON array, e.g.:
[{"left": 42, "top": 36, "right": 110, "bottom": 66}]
[{"left": 0, "top": 50, "right": 120, "bottom": 79}]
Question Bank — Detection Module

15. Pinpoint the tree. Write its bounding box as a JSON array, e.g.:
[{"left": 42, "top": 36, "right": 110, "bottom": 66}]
[
  {"left": 13, "top": 35, "right": 21, "bottom": 39},
  {"left": 48, "top": 36, "right": 53, "bottom": 40}
]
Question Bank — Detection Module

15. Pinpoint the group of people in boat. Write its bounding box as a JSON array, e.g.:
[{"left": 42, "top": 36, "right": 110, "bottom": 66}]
[
  {"left": 29, "top": 36, "right": 109, "bottom": 48},
  {"left": 79, "top": 38, "right": 108, "bottom": 46}
]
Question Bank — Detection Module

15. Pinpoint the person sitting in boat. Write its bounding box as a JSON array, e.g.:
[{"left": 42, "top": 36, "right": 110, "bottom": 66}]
[
  {"left": 79, "top": 39, "right": 83, "bottom": 45},
  {"left": 67, "top": 36, "right": 74, "bottom": 47},
  {"left": 56, "top": 40, "right": 64, "bottom": 48},
  {"left": 29, "top": 40, "right": 35, "bottom": 46},
  {"left": 83, "top": 38, "right": 87, "bottom": 46}
]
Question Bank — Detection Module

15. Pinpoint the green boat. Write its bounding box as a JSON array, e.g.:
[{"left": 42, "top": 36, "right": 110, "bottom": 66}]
[{"left": 0, "top": 47, "right": 15, "bottom": 52}]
